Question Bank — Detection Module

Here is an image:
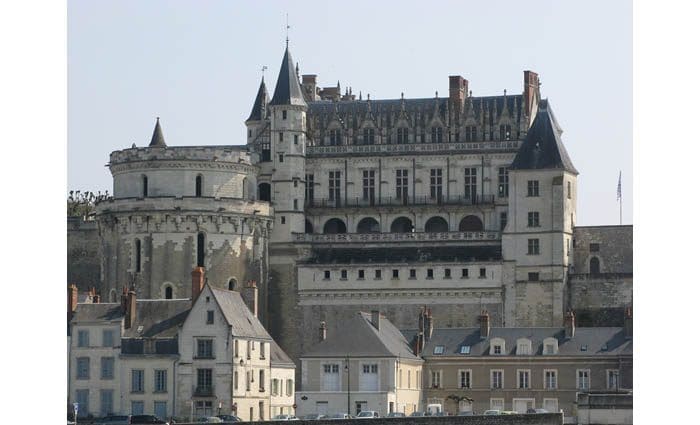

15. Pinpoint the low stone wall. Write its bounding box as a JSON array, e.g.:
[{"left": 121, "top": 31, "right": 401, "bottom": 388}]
[{"left": 175, "top": 414, "right": 562, "bottom": 425}]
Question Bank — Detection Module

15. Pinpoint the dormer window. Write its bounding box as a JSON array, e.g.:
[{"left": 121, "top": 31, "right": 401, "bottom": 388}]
[
  {"left": 397, "top": 127, "right": 409, "bottom": 144},
  {"left": 433, "top": 345, "right": 445, "bottom": 355},
  {"left": 363, "top": 128, "right": 375, "bottom": 145},
  {"left": 580, "top": 345, "right": 588, "bottom": 352},
  {"left": 516, "top": 338, "right": 532, "bottom": 355},
  {"left": 542, "top": 337, "right": 559, "bottom": 355},
  {"left": 460, "top": 345, "right": 471, "bottom": 354},
  {"left": 431, "top": 127, "right": 443, "bottom": 143},
  {"left": 329, "top": 129, "right": 342, "bottom": 146},
  {"left": 490, "top": 338, "right": 506, "bottom": 355}
]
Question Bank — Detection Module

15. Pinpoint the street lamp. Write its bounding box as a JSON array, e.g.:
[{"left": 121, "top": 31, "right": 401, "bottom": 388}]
[{"left": 345, "top": 355, "right": 351, "bottom": 416}]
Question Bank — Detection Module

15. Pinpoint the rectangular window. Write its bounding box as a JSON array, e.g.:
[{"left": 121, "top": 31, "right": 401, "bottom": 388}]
[
  {"left": 430, "top": 169, "right": 443, "bottom": 200},
  {"left": 328, "top": 171, "right": 341, "bottom": 203},
  {"left": 607, "top": 369, "right": 619, "bottom": 390},
  {"left": 431, "top": 127, "right": 443, "bottom": 143},
  {"left": 461, "top": 268, "right": 469, "bottom": 278},
  {"left": 294, "top": 134, "right": 299, "bottom": 144},
  {"left": 527, "top": 212, "right": 540, "bottom": 227},
  {"left": 527, "top": 180, "right": 540, "bottom": 197},
  {"left": 305, "top": 174, "right": 315, "bottom": 203},
  {"left": 102, "top": 330, "right": 114, "bottom": 347},
  {"left": 500, "top": 211, "right": 508, "bottom": 230},
  {"left": 567, "top": 181, "right": 572, "bottom": 199},
  {"left": 528, "top": 238, "right": 540, "bottom": 255},
  {"left": 197, "top": 368, "right": 213, "bottom": 391},
  {"left": 76, "top": 357, "right": 90, "bottom": 380},
  {"left": 362, "top": 170, "right": 376, "bottom": 204},
  {"left": 154, "top": 401, "right": 167, "bottom": 420},
  {"left": 433, "top": 345, "right": 445, "bottom": 355},
  {"left": 431, "top": 370, "right": 441, "bottom": 388},
  {"left": 545, "top": 370, "right": 558, "bottom": 390},
  {"left": 479, "top": 267, "right": 487, "bottom": 278},
  {"left": 261, "top": 141, "right": 271, "bottom": 162},
  {"left": 396, "top": 169, "right": 409, "bottom": 203},
  {"left": 577, "top": 369, "right": 591, "bottom": 390},
  {"left": 278, "top": 132, "right": 283, "bottom": 142},
  {"left": 282, "top": 110, "right": 287, "bottom": 120},
  {"left": 259, "top": 369, "right": 265, "bottom": 391},
  {"left": 246, "top": 371, "right": 251, "bottom": 391},
  {"left": 100, "top": 357, "right": 114, "bottom": 380},
  {"left": 77, "top": 330, "right": 89, "bottom": 347},
  {"left": 278, "top": 153, "right": 284, "bottom": 163},
  {"left": 426, "top": 269, "right": 434, "bottom": 279},
  {"left": 294, "top": 199, "right": 298, "bottom": 210},
  {"left": 280, "top": 216, "right": 286, "bottom": 224},
  {"left": 100, "top": 389, "right": 113, "bottom": 416},
  {"left": 444, "top": 268, "right": 451, "bottom": 278},
  {"left": 498, "top": 167, "right": 509, "bottom": 197},
  {"left": 374, "top": 269, "right": 381, "bottom": 279},
  {"left": 358, "top": 269, "right": 365, "bottom": 280},
  {"left": 490, "top": 398, "right": 504, "bottom": 411},
  {"left": 460, "top": 345, "right": 471, "bottom": 354},
  {"left": 131, "top": 369, "right": 144, "bottom": 393},
  {"left": 206, "top": 310, "right": 214, "bottom": 324},
  {"left": 528, "top": 272, "right": 540, "bottom": 281},
  {"left": 196, "top": 339, "right": 214, "bottom": 359},
  {"left": 518, "top": 370, "right": 531, "bottom": 389},
  {"left": 154, "top": 369, "right": 167, "bottom": 393},
  {"left": 287, "top": 379, "right": 293, "bottom": 396},
  {"left": 491, "top": 370, "right": 503, "bottom": 389},
  {"left": 466, "top": 125, "right": 478, "bottom": 142},
  {"left": 323, "top": 270, "right": 330, "bottom": 280},
  {"left": 75, "top": 389, "right": 89, "bottom": 417},
  {"left": 464, "top": 168, "right": 477, "bottom": 200},
  {"left": 409, "top": 269, "right": 416, "bottom": 279},
  {"left": 340, "top": 270, "right": 347, "bottom": 280},
  {"left": 459, "top": 370, "right": 472, "bottom": 389},
  {"left": 321, "top": 364, "right": 340, "bottom": 391},
  {"left": 131, "top": 401, "right": 144, "bottom": 415},
  {"left": 329, "top": 129, "right": 341, "bottom": 146},
  {"left": 234, "top": 371, "right": 239, "bottom": 390},
  {"left": 260, "top": 342, "right": 266, "bottom": 359},
  {"left": 392, "top": 269, "right": 399, "bottom": 279},
  {"left": 363, "top": 128, "right": 376, "bottom": 144},
  {"left": 397, "top": 127, "right": 409, "bottom": 144},
  {"left": 500, "top": 124, "right": 512, "bottom": 140},
  {"left": 234, "top": 339, "right": 239, "bottom": 358}
]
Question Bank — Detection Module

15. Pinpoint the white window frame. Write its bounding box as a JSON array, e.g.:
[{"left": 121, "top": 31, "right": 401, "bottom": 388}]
[
  {"left": 544, "top": 369, "right": 558, "bottom": 390},
  {"left": 490, "top": 369, "right": 504, "bottom": 389},
  {"left": 430, "top": 370, "right": 442, "bottom": 389},
  {"left": 577, "top": 369, "right": 591, "bottom": 390},
  {"left": 489, "top": 338, "right": 506, "bottom": 355},
  {"left": 515, "top": 338, "right": 532, "bottom": 355},
  {"left": 490, "top": 398, "right": 504, "bottom": 411},
  {"left": 517, "top": 369, "right": 531, "bottom": 389},
  {"left": 458, "top": 369, "right": 472, "bottom": 389},
  {"left": 543, "top": 398, "right": 559, "bottom": 413},
  {"left": 542, "top": 337, "right": 559, "bottom": 355},
  {"left": 321, "top": 363, "right": 341, "bottom": 392},
  {"left": 606, "top": 369, "right": 620, "bottom": 390}
]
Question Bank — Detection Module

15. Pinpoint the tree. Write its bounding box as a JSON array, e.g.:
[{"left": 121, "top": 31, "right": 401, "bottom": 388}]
[{"left": 67, "top": 190, "right": 110, "bottom": 219}]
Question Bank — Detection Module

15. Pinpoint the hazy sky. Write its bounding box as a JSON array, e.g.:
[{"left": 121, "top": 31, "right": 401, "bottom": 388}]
[{"left": 68, "top": 0, "right": 632, "bottom": 226}]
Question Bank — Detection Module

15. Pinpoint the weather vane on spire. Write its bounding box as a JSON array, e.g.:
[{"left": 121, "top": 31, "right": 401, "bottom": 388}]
[
  {"left": 261, "top": 65, "right": 268, "bottom": 80},
  {"left": 286, "top": 13, "right": 290, "bottom": 47}
]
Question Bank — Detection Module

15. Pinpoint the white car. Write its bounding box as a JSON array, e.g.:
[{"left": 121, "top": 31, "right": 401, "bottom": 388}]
[
  {"left": 273, "top": 414, "right": 300, "bottom": 421},
  {"left": 483, "top": 410, "right": 501, "bottom": 415},
  {"left": 355, "top": 411, "right": 380, "bottom": 419}
]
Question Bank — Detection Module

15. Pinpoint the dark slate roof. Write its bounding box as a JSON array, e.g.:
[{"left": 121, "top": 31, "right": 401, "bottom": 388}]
[
  {"left": 302, "top": 312, "right": 422, "bottom": 360},
  {"left": 122, "top": 299, "right": 191, "bottom": 338},
  {"left": 71, "top": 303, "right": 123, "bottom": 323},
  {"left": 303, "top": 246, "right": 502, "bottom": 265},
  {"left": 269, "top": 47, "right": 307, "bottom": 107},
  {"left": 209, "top": 286, "right": 272, "bottom": 340},
  {"left": 511, "top": 99, "right": 577, "bottom": 174},
  {"left": 149, "top": 117, "right": 167, "bottom": 147},
  {"left": 121, "top": 338, "right": 179, "bottom": 355},
  {"left": 270, "top": 340, "right": 295, "bottom": 367},
  {"left": 402, "top": 327, "right": 631, "bottom": 358},
  {"left": 247, "top": 77, "right": 269, "bottom": 121}
]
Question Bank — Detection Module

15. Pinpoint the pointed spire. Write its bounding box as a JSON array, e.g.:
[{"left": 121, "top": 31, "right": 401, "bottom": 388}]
[
  {"left": 247, "top": 77, "right": 269, "bottom": 122},
  {"left": 149, "top": 117, "right": 166, "bottom": 147},
  {"left": 269, "top": 47, "right": 307, "bottom": 107}
]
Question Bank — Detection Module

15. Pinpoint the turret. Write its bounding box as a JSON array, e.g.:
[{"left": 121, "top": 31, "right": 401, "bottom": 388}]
[{"left": 246, "top": 77, "right": 269, "bottom": 147}]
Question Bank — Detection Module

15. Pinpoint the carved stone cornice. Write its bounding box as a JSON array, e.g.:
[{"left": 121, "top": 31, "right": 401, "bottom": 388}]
[{"left": 110, "top": 160, "right": 257, "bottom": 175}]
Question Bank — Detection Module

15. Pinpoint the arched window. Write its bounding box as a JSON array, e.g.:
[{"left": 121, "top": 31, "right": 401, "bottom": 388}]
[
  {"left": 258, "top": 183, "right": 271, "bottom": 202},
  {"left": 305, "top": 220, "right": 314, "bottom": 234},
  {"left": 390, "top": 217, "right": 413, "bottom": 233},
  {"left": 356, "top": 217, "right": 380, "bottom": 234},
  {"left": 197, "top": 232, "right": 205, "bottom": 267},
  {"left": 228, "top": 278, "right": 237, "bottom": 291},
  {"left": 458, "top": 215, "right": 484, "bottom": 231},
  {"left": 589, "top": 257, "right": 600, "bottom": 275},
  {"left": 195, "top": 175, "right": 203, "bottom": 197},
  {"left": 142, "top": 175, "right": 148, "bottom": 197},
  {"left": 425, "top": 216, "right": 449, "bottom": 233},
  {"left": 135, "top": 238, "right": 141, "bottom": 272},
  {"left": 164, "top": 285, "right": 173, "bottom": 300},
  {"left": 323, "top": 218, "right": 347, "bottom": 234},
  {"left": 109, "top": 289, "right": 117, "bottom": 303}
]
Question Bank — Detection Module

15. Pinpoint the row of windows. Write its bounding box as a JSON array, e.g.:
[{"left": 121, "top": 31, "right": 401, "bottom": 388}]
[
  {"left": 271, "top": 378, "right": 295, "bottom": 397},
  {"left": 313, "top": 215, "right": 486, "bottom": 235},
  {"left": 318, "top": 124, "right": 519, "bottom": 146},
  {"left": 75, "top": 389, "right": 168, "bottom": 417},
  {"left": 432, "top": 337, "right": 558, "bottom": 357},
  {"left": 231, "top": 368, "right": 267, "bottom": 392},
  {"left": 130, "top": 369, "right": 168, "bottom": 393},
  {"left": 429, "top": 369, "right": 619, "bottom": 391},
  {"left": 140, "top": 174, "right": 205, "bottom": 198},
  {"left": 322, "top": 267, "right": 490, "bottom": 281},
  {"left": 397, "top": 369, "right": 422, "bottom": 389},
  {"left": 195, "top": 337, "right": 268, "bottom": 360},
  {"left": 76, "top": 329, "right": 115, "bottom": 348}
]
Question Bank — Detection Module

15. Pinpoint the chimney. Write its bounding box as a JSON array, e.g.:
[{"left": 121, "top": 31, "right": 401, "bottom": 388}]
[
  {"left": 623, "top": 307, "right": 632, "bottom": 339},
  {"left": 88, "top": 286, "right": 100, "bottom": 303},
  {"left": 479, "top": 310, "right": 490, "bottom": 339},
  {"left": 418, "top": 307, "right": 425, "bottom": 333},
  {"left": 425, "top": 308, "right": 434, "bottom": 340},
  {"left": 191, "top": 267, "right": 205, "bottom": 305},
  {"left": 564, "top": 310, "right": 576, "bottom": 339},
  {"left": 120, "top": 286, "right": 129, "bottom": 313},
  {"left": 319, "top": 321, "right": 327, "bottom": 342},
  {"left": 242, "top": 280, "right": 259, "bottom": 318},
  {"left": 523, "top": 70, "right": 539, "bottom": 117},
  {"left": 125, "top": 290, "right": 137, "bottom": 329},
  {"left": 302, "top": 74, "right": 318, "bottom": 101},
  {"left": 415, "top": 331, "right": 425, "bottom": 355},
  {"left": 68, "top": 284, "right": 78, "bottom": 322},
  {"left": 370, "top": 310, "right": 381, "bottom": 331},
  {"left": 449, "top": 75, "right": 468, "bottom": 109}
]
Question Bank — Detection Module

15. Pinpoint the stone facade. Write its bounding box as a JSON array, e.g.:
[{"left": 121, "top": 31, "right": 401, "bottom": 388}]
[{"left": 67, "top": 217, "right": 100, "bottom": 291}]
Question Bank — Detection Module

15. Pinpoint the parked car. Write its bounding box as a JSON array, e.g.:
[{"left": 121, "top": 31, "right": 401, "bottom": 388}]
[
  {"left": 216, "top": 415, "right": 242, "bottom": 423},
  {"left": 432, "top": 411, "right": 449, "bottom": 417},
  {"left": 273, "top": 414, "right": 300, "bottom": 421},
  {"left": 483, "top": 410, "right": 501, "bottom": 415},
  {"left": 329, "top": 413, "right": 354, "bottom": 420},
  {"left": 130, "top": 415, "right": 169, "bottom": 424},
  {"left": 355, "top": 411, "right": 380, "bottom": 419},
  {"left": 95, "top": 416, "right": 130, "bottom": 425},
  {"left": 500, "top": 411, "right": 518, "bottom": 415},
  {"left": 409, "top": 411, "right": 427, "bottom": 417},
  {"left": 457, "top": 411, "right": 474, "bottom": 416},
  {"left": 302, "top": 414, "right": 328, "bottom": 420},
  {"left": 385, "top": 412, "right": 405, "bottom": 418},
  {"left": 196, "top": 417, "right": 223, "bottom": 423},
  {"left": 526, "top": 408, "right": 549, "bottom": 414}
]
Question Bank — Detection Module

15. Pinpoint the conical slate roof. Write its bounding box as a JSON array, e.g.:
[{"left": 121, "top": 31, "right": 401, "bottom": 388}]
[
  {"left": 269, "top": 47, "right": 307, "bottom": 107},
  {"left": 246, "top": 77, "right": 268, "bottom": 122},
  {"left": 511, "top": 99, "right": 577, "bottom": 174},
  {"left": 149, "top": 117, "right": 166, "bottom": 147}
]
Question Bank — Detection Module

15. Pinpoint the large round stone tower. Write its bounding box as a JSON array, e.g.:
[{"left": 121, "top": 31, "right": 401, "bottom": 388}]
[{"left": 96, "top": 119, "right": 273, "bottom": 322}]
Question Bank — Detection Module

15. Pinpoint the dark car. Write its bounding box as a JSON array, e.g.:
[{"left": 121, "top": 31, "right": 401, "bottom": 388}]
[
  {"left": 386, "top": 412, "right": 405, "bottom": 418},
  {"left": 457, "top": 411, "right": 474, "bottom": 416},
  {"left": 95, "top": 416, "right": 130, "bottom": 425},
  {"left": 302, "top": 414, "right": 328, "bottom": 420},
  {"left": 217, "top": 415, "right": 242, "bottom": 423},
  {"left": 409, "top": 412, "right": 427, "bottom": 417},
  {"left": 130, "top": 415, "right": 168, "bottom": 424}
]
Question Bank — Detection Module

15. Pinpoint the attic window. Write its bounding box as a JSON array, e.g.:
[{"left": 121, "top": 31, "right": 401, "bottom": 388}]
[
  {"left": 433, "top": 345, "right": 445, "bottom": 355},
  {"left": 137, "top": 326, "right": 144, "bottom": 334},
  {"left": 580, "top": 345, "right": 588, "bottom": 352},
  {"left": 460, "top": 345, "right": 471, "bottom": 354},
  {"left": 206, "top": 310, "right": 214, "bottom": 324},
  {"left": 601, "top": 343, "right": 608, "bottom": 351}
]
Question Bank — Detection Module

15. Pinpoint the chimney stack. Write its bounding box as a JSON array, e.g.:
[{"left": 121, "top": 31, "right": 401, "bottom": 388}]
[
  {"left": 415, "top": 331, "right": 425, "bottom": 355},
  {"left": 425, "top": 308, "right": 433, "bottom": 340},
  {"left": 564, "top": 310, "right": 576, "bottom": 339},
  {"left": 191, "top": 267, "right": 205, "bottom": 305},
  {"left": 479, "top": 310, "right": 490, "bottom": 339},
  {"left": 523, "top": 70, "right": 539, "bottom": 117},
  {"left": 319, "top": 321, "right": 327, "bottom": 342},
  {"left": 68, "top": 284, "right": 78, "bottom": 322},
  {"left": 242, "top": 280, "right": 259, "bottom": 318},
  {"left": 88, "top": 286, "right": 100, "bottom": 303},
  {"left": 623, "top": 307, "right": 632, "bottom": 339},
  {"left": 125, "top": 290, "right": 137, "bottom": 329},
  {"left": 120, "top": 287, "right": 128, "bottom": 313},
  {"left": 418, "top": 306, "right": 425, "bottom": 333},
  {"left": 449, "top": 75, "right": 468, "bottom": 109},
  {"left": 371, "top": 310, "right": 381, "bottom": 331}
]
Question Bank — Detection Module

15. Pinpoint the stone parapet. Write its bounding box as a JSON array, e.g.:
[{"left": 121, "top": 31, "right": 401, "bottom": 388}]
[{"left": 109, "top": 145, "right": 251, "bottom": 165}]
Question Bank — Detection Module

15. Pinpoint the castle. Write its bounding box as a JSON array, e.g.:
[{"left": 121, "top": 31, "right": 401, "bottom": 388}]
[{"left": 68, "top": 44, "right": 632, "bottom": 371}]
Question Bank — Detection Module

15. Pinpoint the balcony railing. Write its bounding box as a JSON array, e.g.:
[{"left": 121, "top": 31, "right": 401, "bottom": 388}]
[
  {"left": 292, "top": 230, "right": 501, "bottom": 244},
  {"left": 193, "top": 386, "right": 214, "bottom": 397},
  {"left": 305, "top": 194, "right": 495, "bottom": 209},
  {"left": 307, "top": 140, "right": 520, "bottom": 156}
]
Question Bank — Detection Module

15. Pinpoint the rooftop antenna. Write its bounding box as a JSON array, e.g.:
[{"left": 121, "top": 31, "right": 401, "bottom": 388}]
[{"left": 285, "top": 13, "right": 290, "bottom": 47}]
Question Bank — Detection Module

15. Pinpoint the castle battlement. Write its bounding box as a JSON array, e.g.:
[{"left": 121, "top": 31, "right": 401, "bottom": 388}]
[{"left": 109, "top": 145, "right": 251, "bottom": 165}]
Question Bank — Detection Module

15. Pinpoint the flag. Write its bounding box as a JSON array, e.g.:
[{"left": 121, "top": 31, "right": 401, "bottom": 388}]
[{"left": 616, "top": 171, "right": 622, "bottom": 201}]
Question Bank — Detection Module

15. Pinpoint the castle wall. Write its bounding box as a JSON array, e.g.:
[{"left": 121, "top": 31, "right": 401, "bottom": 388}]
[{"left": 67, "top": 217, "right": 100, "bottom": 291}]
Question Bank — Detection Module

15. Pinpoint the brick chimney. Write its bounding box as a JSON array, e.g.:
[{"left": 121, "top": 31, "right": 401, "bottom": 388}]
[
  {"left": 425, "top": 308, "right": 433, "bottom": 340},
  {"left": 414, "top": 331, "right": 425, "bottom": 356},
  {"left": 623, "top": 307, "right": 632, "bottom": 339},
  {"left": 371, "top": 310, "right": 381, "bottom": 331},
  {"left": 120, "top": 286, "right": 129, "bottom": 313},
  {"left": 523, "top": 70, "right": 539, "bottom": 117},
  {"left": 449, "top": 75, "right": 468, "bottom": 109},
  {"left": 242, "top": 280, "right": 258, "bottom": 318},
  {"left": 191, "top": 267, "right": 205, "bottom": 305},
  {"left": 68, "top": 284, "right": 78, "bottom": 322},
  {"left": 125, "top": 290, "right": 137, "bottom": 329},
  {"left": 564, "top": 310, "right": 576, "bottom": 339},
  {"left": 418, "top": 306, "right": 425, "bottom": 334},
  {"left": 88, "top": 286, "right": 100, "bottom": 303},
  {"left": 319, "top": 321, "right": 327, "bottom": 342},
  {"left": 479, "top": 310, "right": 490, "bottom": 339}
]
